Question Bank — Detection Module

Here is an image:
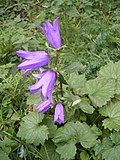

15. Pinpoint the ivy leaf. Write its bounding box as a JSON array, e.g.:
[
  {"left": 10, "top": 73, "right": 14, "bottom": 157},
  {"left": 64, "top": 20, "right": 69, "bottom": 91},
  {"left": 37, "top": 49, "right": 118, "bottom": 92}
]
[
  {"left": 85, "top": 78, "right": 115, "bottom": 107},
  {"left": 99, "top": 101, "right": 120, "bottom": 131},
  {"left": 79, "top": 97, "right": 95, "bottom": 114},
  {"left": 56, "top": 140, "right": 77, "bottom": 160},
  {"left": 98, "top": 61, "right": 120, "bottom": 94},
  {"left": 40, "top": 140, "right": 61, "bottom": 160},
  {"left": 17, "top": 112, "right": 48, "bottom": 145}
]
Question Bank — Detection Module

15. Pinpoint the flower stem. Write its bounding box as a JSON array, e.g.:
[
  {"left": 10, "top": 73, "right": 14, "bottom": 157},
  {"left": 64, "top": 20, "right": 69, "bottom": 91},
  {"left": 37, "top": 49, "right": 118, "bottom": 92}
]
[{"left": 60, "top": 81, "right": 63, "bottom": 98}]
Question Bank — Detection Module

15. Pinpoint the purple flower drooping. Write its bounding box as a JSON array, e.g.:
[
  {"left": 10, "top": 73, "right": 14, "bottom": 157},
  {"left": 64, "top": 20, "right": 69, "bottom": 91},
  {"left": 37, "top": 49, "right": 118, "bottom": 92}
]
[
  {"left": 38, "top": 17, "right": 62, "bottom": 49},
  {"left": 28, "top": 70, "right": 56, "bottom": 102},
  {"left": 36, "top": 99, "right": 51, "bottom": 114},
  {"left": 54, "top": 103, "right": 64, "bottom": 124},
  {"left": 16, "top": 50, "right": 50, "bottom": 76}
]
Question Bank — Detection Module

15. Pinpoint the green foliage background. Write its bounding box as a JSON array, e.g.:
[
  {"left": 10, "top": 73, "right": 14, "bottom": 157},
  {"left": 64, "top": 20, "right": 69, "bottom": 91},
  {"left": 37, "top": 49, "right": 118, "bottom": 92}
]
[{"left": 0, "top": 0, "right": 120, "bottom": 159}]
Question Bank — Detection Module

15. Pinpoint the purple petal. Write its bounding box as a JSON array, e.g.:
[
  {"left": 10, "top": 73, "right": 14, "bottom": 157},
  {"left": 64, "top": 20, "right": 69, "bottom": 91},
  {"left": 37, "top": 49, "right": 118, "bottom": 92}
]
[
  {"left": 23, "top": 69, "right": 32, "bottom": 76},
  {"left": 28, "top": 79, "right": 42, "bottom": 91},
  {"left": 41, "top": 71, "right": 53, "bottom": 97},
  {"left": 38, "top": 26, "right": 46, "bottom": 34},
  {"left": 54, "top": 103, "right": 64, "bottom": 124},
  {"left": 36, "top": 99, "right": 50, "bottom": 111},
  {"left": 18, "top": 57, "right": 50, "bottom": 70},
  {"left": 44, "top": 20, "right": 53, "bottom": 32},
  {"left": 53, "top": 17, "right": 59, "bottom": 31},
  {"left": 32, "top": 72, "right": 45, "bottom": 79},
  {"left": 30, "top": 88, "right": 40, "bottom": 94},
  {"left": 40, "top": 105, "right": 50, "bottom": 115},
  {"left": 16, "top": 50, "right": 48, "bottom": 60}
]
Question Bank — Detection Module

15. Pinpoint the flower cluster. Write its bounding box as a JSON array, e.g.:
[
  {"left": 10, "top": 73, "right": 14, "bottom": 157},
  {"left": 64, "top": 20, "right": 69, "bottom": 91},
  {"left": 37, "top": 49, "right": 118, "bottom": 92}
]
[{"left": 16, "top": 18, "right": 64, "bottom": 124}]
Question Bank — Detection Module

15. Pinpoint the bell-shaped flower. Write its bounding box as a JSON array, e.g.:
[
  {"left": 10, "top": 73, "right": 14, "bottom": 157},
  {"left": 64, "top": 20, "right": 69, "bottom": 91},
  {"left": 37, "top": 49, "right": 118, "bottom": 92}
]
[
  {"left": 38, "top": 17, "right": 62, "bottom": 49},
  {"left": 36, "top": 99, "right": 51, "bottom": 115},
  {"left": 54, "top": 103, "right": 64, "bottom": 124},
  {"left": 28, "top": 70, "right": 56, "bottom": 102},
  {"left": 16, "top": 50, "right": 50, "bottom": 76}
]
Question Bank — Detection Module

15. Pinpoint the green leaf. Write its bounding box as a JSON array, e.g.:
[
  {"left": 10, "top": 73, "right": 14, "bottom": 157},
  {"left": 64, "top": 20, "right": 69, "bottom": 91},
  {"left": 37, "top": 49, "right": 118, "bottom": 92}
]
[
  {"left": 53, "top": 122, "right": 77, "bottom": 144},
  {"left": 99, "top": 101, "right": 120, "bottom": 131},
  {"left": 56, "top": 141, "right": 76, "bottom": 160},
  {"left": 94, "top": 138, "right": 113, "bottom": 160},
  {"left": 94, "top": 136, "right": 120, "bottom": 160},
  {"left": 27, "top": 92, "right": 42, "bottom": 105},
  {"left": 58, "top": 72, "right": 68, "bottom": 85},
  {"left": 43, "top": 117, "right": 57, "bottom": 138},
  {"left": 75, "top": 122, "right": 98, "bottom": 148},
  {"left": 66, "top": 6, "right": 80, "bottom": 17},
  {"left": 102, "top": 145, "right": 120, "bottom": 160},
  {"left": 80, "top": 151, "right": 89, "bottom": 160},
  {"left": 98, "top": 61, "right": 120, "bottom": 94},
  {"left": 79, "top": 97, "right": 95, "bottom": 114},
  {"left": 68, "top": 73, "right": 86, "bottom": 90},
  {"left": 110, "top": 131, "right": 120, "bottom": 145},
  {"left": 53, "top": 122, "right": 98, "bottom": 159},
  {"left": 0, "top": 136, "right": 17, "bottom": 155},
  {"left": 63, "top": 62, "right": 85, "bottom": 73},
  {"left": 0, "top": 149, "right": 10, "bottom": 160},
  {"left": 17, "top": 112, "right": 48, "bottom": 145},
  {"left": 85, "top": 78, "right": 115, "bottom": 107},
  {"left": 40, "top": 141, "right": 61, "bottom": 160},
  {"left": 53, "top": 121, "right": 98, "bottom": 148}
]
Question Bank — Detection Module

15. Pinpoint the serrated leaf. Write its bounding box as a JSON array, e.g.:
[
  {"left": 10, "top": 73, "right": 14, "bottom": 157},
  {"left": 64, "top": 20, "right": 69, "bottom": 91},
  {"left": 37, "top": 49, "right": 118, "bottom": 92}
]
[
  {"left": 0, "top": 136, "right": 17, "bottom": 155},
  {"left": 94, "top": 138, "right": 113, "bottom": 160},
  {"left": 102, "top": 145, "right": 120, "bottom": 160},
  {"left": 53, "top": 121, "right": 98, "bottom": 149},
  {"left": 110, "top": 131, "right": 120, "bottom": 145},
  {"left": 94, "top": 136, "right": 120, "bottom": 160},
  {"left": 17, "top": 112, "right": 48, "bottom": 145},
  {"left": 56, "top": 141, "right": 77, "bottom": 160},
  {"left": 53, "top": 122, "right": 77, "bottom": 144},
  {"left": 40, "top": 141, "right": 61, "bottom": 160},
  {"left": 85, "top": 78, "right": 115, "bottom": 107},
  {"left": 99, "top": 101, "right": 120, "bottom": 131},
  {"left": 43, "top": 117, "right": 57, "bottom": 138},
  {"left": 79, "top": 97, "right": 95, "bottom": 114},
  {"left": 75, "top": 122, "right": 98, "bottom": 148},
  {"left": 68, "top": 73, "right": 86, "bottom": 90},
  {"left": 98, "top": 61, "right": 120, "bottom": 94},
  {"left": 0, "top": 149, "right": 10, "bottom": 160}
]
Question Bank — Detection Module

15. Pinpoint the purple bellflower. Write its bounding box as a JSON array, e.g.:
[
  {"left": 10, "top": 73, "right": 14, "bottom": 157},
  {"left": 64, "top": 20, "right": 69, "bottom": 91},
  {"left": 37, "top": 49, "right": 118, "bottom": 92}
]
[
  {"left": 28, "top": 70, "right": 56, "bottom": 102},
  {"left": 38, "top": 17, "right": 62, "bottom": 49},
  {"left": 54, "top": 103, "right": 64, "bottom": 124},
  {"left": 16, "top": 50, "right": 50, "bottom": 76},
  {"left": 36, "top": 99, "right": 51, "bottom": 115}
]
